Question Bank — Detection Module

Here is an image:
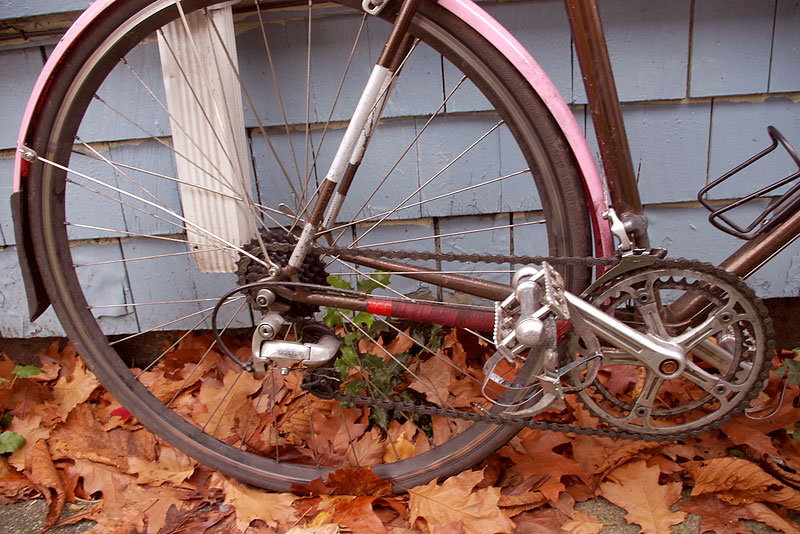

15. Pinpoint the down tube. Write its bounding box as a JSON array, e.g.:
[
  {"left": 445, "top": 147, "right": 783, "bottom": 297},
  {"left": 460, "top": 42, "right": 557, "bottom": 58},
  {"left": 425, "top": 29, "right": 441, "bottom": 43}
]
[{"left": 437, "top": 0, "right": 613, "bottom": 258}]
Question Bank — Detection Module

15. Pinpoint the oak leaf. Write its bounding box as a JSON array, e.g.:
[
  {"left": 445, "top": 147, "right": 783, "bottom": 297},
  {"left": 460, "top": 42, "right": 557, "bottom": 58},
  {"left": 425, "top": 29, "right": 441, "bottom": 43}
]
[
  {"left": 6, "top": 414, "right": 50, "bottom": 471},
  {"left": 598, "top": 460, "right": 686, "bottom": 534},
  {"left": 500, "top": 429, "right": 582, "bottom": 502},
  {"left": 408, "top": 356, "right": 455, "bottom": 407},
  {"left": 214, "top": 473, "right": 297, "bottom": 530},
  {"left": 48, "top": 403, "right": 156, "bottom": 471},
  {"left": 128, "top": 445, "right": 195, "bottom": 486},
  {"left": 329, "top": 495, "right": 387, "bottom": 534},
  {"left": 51, "top": 357, "right": 99, "bottom": 422},
  {"left": 408, "top": 469, "right": 514, "bottom": 534},
  {"left": 193, "top": 371, "right": 262, "bottom": 439},
  {"left": 687, "top": 457, "right": 800, "bottom": 510}
]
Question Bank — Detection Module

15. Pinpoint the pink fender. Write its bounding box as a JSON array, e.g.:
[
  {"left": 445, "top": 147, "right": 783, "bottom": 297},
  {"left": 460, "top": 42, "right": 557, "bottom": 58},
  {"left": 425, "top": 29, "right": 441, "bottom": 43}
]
[
  {"left": 438, "top": 0, "right": 613, "bottom": 258},
  {"left": 14, "top": 0, "right": 612, "bottom": 258}
]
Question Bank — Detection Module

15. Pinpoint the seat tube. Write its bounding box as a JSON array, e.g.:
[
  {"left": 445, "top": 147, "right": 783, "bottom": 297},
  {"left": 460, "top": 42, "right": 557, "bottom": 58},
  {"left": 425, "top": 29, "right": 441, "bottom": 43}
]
[{"left": 564, "top": 0, "right": 648, "bottom": 247}]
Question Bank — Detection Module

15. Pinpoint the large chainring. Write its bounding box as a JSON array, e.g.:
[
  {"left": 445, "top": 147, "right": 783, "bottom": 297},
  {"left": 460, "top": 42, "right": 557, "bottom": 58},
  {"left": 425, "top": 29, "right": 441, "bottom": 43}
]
[{"left": 565, "top": 261, "right": 772, "bottom": 439}]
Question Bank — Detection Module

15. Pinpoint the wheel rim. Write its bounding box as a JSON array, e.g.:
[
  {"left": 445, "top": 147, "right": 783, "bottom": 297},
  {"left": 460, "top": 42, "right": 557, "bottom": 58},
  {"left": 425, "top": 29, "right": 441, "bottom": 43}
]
[{"left": 30, "top": 0, "right": 592, "bottom": 490}]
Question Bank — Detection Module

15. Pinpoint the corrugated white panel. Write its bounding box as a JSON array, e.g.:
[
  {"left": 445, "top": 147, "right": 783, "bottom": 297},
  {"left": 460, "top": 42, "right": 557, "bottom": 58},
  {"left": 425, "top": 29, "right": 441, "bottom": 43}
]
[{"left": 158, "top": 5, "right": 255, "bottom": 272}]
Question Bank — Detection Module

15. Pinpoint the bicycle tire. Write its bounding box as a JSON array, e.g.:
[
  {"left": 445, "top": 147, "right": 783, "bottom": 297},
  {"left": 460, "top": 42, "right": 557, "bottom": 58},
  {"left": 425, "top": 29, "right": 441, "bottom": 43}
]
[{"left": 23, "top": 0, "right": 593, "bottom": 491}]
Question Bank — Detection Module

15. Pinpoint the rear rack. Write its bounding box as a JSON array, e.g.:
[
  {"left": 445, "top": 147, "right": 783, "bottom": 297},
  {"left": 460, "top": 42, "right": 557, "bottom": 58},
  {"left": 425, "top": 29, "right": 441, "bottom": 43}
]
[{"left": 698, "top": 126, "right": 800, "bottom": 240}]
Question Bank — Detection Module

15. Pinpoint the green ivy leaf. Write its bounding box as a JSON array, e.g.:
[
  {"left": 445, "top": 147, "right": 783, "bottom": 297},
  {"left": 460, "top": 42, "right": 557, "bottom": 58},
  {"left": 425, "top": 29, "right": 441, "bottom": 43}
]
[
  {"left": 776, "top": 359, "right": 800, "bottom": 384},
  {"left": 323, "top": 307, "right": 343, "bottom": 328},
  {"left": 0, "top": 431, "right": 26, "bottom": 453},
  {"left": 0, "top": 411, "right": 11, "bottom": 428},
  {"left": 11, "top": 365, "right": 42, "bottom": 379},
  {"left": 327, "top": 275, "right": 352, "bottom": 291},
  {"left": 356, "top": 272, "right": 390, "bottom": 295},
  {"left": 353, "top": 312, "right": 375, "bottom": 331}
]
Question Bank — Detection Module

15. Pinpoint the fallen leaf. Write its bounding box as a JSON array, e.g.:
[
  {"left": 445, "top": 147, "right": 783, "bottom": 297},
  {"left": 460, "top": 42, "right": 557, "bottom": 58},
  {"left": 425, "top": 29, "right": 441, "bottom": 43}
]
[
  {"left": 500, "top": 429, "right": 581, "bottom": 502},
  {"left": 679, "top": 494, "right": 752, "bottom": 534},
  {"left": 51, "top": 358, "right": 99, "bottom": 422},
  {"left": 384, "top": 432, "right": 415, "bottom": 463},
  {"left": 687, "top": 457, "right": 800, "bottom": 510},
  {"left": 215, "top": 473, "right": 297, "bottom": 530},
  {"left": 743, "top": 502, "right": 800, "bottom": 534},
  {"left": 26, "top": 440, "right": 65, "bottom": 531},
  {"left": 408, "top": 469, "right": 514, "bottom": 534},
  {"left": 599, "top": 460, "right": 686, "bottom": 534},
  {"left": 561, "top": 510, "right": 604, "bottom": 534},
  {"left": 326, "top": 467, "right": 393, "bottom": 497},
  {"left": 127, "top": 445, "right": 195, "bottom": 486},
  {"left": 332, "top": 495, "right": 387, "bottom": 534},
  {"left": 48, "top": 403, "right": 157, "bottom": 471}
]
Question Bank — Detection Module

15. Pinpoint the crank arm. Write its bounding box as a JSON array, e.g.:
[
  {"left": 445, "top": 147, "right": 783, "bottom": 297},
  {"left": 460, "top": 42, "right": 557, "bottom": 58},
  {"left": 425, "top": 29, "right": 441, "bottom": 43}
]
[{"left": 564, "top": 292, "right": 686, "bottom": 379}]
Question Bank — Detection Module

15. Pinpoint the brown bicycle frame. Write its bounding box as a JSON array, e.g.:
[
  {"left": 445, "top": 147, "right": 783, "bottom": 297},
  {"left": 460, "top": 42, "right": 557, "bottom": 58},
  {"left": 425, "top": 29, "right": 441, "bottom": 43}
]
[{"left": 283, "top": 0, "right": 800, "bottom": 327}]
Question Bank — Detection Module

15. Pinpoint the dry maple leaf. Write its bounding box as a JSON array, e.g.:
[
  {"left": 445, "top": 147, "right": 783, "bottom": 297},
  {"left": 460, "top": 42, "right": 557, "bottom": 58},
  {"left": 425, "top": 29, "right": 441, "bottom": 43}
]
[
  {"left": 127, "top": 444, "right": 195, "bottom": 486},
  {"left": 214, "top": 473, "right": 297, "bottom": 530},
  {"left": 408, "top": 356, "right": 454, "bottom": 408},
  {"left": 598, "top": 460, "right": 685, "bottom": 534},
  {"left": 51, "top": 357, "right": 99, "bottom": 422},
  {"left": 500, "top": 429, "right": 582, "bottom": 503},
  {"left": 408, "top": 469, "right": 514, "bottom": 534},
  {"left": 560, "top": 510, "right": 604, "bottom": 534},
  {"left": 48, "top": 403, "right": 156, "bottom": 471},
  {"left": 687, "top": 457, "right": 800, "bottom": 510}
]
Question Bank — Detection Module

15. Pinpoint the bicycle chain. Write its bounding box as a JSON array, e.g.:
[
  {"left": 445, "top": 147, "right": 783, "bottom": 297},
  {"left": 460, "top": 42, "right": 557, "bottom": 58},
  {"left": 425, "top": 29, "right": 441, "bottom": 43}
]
[{"left": 259, "top": 240, "right": 775, "bottom": 441}]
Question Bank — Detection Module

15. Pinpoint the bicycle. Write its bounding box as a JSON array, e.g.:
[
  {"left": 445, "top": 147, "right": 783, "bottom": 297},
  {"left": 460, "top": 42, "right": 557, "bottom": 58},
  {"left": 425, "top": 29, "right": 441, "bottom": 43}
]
[{"left": 9, "top": 0, "right": 796, "bottom": 492}]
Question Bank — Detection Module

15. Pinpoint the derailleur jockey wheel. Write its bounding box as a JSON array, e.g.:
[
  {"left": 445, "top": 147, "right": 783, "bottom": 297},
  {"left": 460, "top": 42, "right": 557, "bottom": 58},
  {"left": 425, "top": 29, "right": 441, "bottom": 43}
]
[{"left": 566, "top": 262, "right": 772, "bottom": 439}]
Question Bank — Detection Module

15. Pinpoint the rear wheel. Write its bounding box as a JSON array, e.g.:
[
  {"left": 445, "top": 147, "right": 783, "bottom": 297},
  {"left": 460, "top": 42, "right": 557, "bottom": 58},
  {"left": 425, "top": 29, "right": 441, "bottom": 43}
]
[{"left": 25, "top": 0, "right": 593, "bottom": 490}]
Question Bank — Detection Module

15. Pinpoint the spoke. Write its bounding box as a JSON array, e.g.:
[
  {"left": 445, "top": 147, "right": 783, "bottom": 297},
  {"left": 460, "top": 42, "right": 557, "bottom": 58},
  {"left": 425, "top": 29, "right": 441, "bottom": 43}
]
[
  {"left": 206, "top": 10, "right": 303, "bottom": 214},
  {"left": 91, "top": 94, "right": 240, "bottom": 197},
  {"left": 67, "top": 178, "right": 192, "bottom": 238},
  {"left": 302, "top": 0, "right": 313, "bottom": 220},
  {"left": 351, "top": 120, "right": 504, "bottom": 248},
  {"left": 90, "top": 298, "right": 225, "bottom": 309},
  {"left": 41, "top": 154, "right": 271, "bottom": 269},
  {"left": 329, "top": 75, "right": 467, "bottom": 246},
  {"left": 72, "top": 149, "right": 243, "bottom": 201},
  {"left": 135, "top": 310, "right": 214, "bottom": 377},
  {"left": 109, "top": 297, "right": 244, "bottom": 346},
  {"left": 254, "top": 0, "right": 303, "bottom": 186},
  {"left": 357, "top": 219, "right": 543, "bottom": 250},
  {"left": 74, "top": 247, "right": 226, "bottom": 267},
  {"left": 292, "top": 13, "right": 369, "bottom": 227},
  {"left": 167, "top": 297, "right": 249, "bottom": 410},
  {"left": 67, "top": 224, "right": 193, "bottom": 246},
  {"left": 116, "top": 58, "right": 243, "bottom": 196},
  {"left": 320, "top": 169, "right": 531, "bottom": 238}
]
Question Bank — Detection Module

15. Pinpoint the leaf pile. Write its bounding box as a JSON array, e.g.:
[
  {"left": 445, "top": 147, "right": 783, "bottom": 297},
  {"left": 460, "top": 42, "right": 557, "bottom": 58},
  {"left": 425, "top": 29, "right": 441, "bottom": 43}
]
[{"left": 1, "top": 341, "right": 799, "bottom": 533}]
